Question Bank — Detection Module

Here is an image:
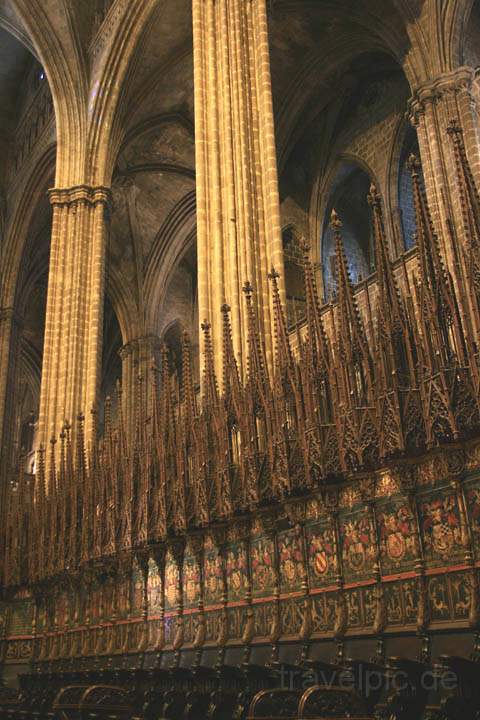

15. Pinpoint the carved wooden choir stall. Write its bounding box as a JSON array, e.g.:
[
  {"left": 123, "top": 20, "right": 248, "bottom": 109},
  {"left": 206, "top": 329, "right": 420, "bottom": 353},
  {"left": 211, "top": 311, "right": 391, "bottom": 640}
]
[{"left": 2, "top": 124, "right": 480, "bottom": 718}]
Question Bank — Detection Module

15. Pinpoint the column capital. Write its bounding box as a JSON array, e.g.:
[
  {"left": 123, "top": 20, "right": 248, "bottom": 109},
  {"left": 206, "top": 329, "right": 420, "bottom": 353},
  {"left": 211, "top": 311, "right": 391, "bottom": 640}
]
[
  {"left": 0, "top": 307, "right": 23, "bottom": 329},
  {"left": 408, "top": 66, "right": 478, "bottom": 124},
  {"left": 118, "top": 334, "right": 161, "bottom": 362},
  {"left": 48, "top": 185, "right": 112, "bottom": 208}
]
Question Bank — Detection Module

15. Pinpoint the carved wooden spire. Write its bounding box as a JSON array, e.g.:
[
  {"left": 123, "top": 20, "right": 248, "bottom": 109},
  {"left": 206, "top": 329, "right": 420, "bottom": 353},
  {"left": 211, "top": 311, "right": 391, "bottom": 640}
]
[
  {"left": 201, "top": 320, "right": 219, "bottom": 409},
  {"left": 447, "top": 120, "right": 480, "bottom": 265},
  {"left": 300, "top": 242, "right": 341, "bottom": 477},
  {"left": 56, "top": 427, "right": 67, "bottom": 571},
  {"left": 332, "top": 210, "right": 373, "bottom": 390},
  {"left": 301, "top": 242, "right": 331, "bottom": 374},
  {"left": 243, "top": 282, "right": 269, "bottom": 400},
  {"left": 33, "top": 443, "right": 47, "bottom": 582},
  {"left": 408, "top": 154, "right": 447, "bottom": 295},
  {"left": 332, "top": 211, "right": 372, "bottom": 403},
  {"left": 182, "top": 331, "right": 196, "bottom": 423},
  {"left": 368, "top": 183, "right": 422, "bottom": 456},
  {"left": 409, "top": 153, "right": 477, "bottom": 443},
  {"left": 447, "top": 120, "right": 480, "bottom": 348},
  {"left": 268, "top": 267, "right": 296, "bottom": 379},
  {"left": 331, "top": 210, "right": 379, "bottom": 469},
  {"left": 150, "top": 354, "right": 167, "bottom": 541},
  {"left": 221, "top": 303, "right": 242, "bottom": 415}
]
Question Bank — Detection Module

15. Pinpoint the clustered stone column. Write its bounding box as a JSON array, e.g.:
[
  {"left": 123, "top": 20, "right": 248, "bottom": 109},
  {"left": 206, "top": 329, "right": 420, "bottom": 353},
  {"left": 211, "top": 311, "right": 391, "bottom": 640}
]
[
  {"left": 192, "top": 0, "right": 285, "bottom": 381},
  {"left": 38, "top": 185, "right": 111, "bottom": 452},
  {"left": 409, "top": 66, "right": 480, "bottom": 247},
  {"left": 0, "top": 308, "right": 23, "bottom": 479}
]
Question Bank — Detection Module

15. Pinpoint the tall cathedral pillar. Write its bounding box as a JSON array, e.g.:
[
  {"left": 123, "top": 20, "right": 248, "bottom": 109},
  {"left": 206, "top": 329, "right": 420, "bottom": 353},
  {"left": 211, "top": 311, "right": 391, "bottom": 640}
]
[
  {"left": 0, "top": 309, "right": 23, "bottom": 478},
  {"left": 38, "top": 186, "right": 111, "bottom": 449},
  {"left": 409, "top": 67, "right": 480, "bottom": 248},
  {"left": 192, "top": 0, "right": 284, "bottom": 382}
]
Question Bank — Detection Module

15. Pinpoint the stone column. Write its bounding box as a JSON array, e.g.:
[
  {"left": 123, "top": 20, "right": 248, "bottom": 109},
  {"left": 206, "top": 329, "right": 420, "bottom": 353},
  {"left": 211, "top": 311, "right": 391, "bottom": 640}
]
[
  {"left": 38, "top": 185, "right": 111, "bottom": 452},
  {"left": 0, "top": 309, "right": 23, "bottom": 480},
  {"left": 192, "top": 0, "right": 284, "bottom": 382},
  {"left": 118, "top": 335, "right": 161, "bottom": 441},
  {"left": 409, "top": 66, "right": 480, "bottom": 249}
]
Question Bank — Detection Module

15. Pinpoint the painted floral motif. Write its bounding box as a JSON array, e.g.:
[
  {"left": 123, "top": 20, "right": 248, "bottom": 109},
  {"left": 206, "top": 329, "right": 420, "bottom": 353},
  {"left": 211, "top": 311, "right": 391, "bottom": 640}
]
[
  {"left": 428, "top": 576, "right": 450, "bottom": 620},
  {"left": 132, "top": 565, "right": 144, "bottom": 613},
  {"left": 363, "top": 586, "right": 377, "bottom": 626},
  {"left": 420, "top": 493, "right": 462, "bottom": 564},
  {"left": 56, "top": 593, "right": 69, "bottom": 628},
  {"left": 278, "top": 530, "right": 303, "bottom": 593},
  {"left": 340, "top": 513, "right": 376, "bottom": 580},
  {"left": 204, "top": 550, "right": 223, "bottom": 605},
  {"left": 306, "top": 523, "right": 337, "bottom": 586},
  {"left": 280, "top": 597, "right": 304, "bottom": 636},
  {"left": 90, "top": 583, "right": 103, "bottom": 622},
  {"left": 164, "top": 557, "right": 179, "bottom": 610},
  {"left": 346, "top": 590, "right": 362, "bottom": 627},
  {"left": 450, "top": 573, "right": 471, "bottom": 619},
  {"left": 251, "top": 536, "right": 276, "bottom": 598},
  {"left": 183, "top": 556, "right": 201, "bottom": 609},
  {"left": 403, "top": 580, "right": 418, "bottom": 623},
  {"left": 466, "top": 485, "right": 480, "bottom": 554},
  {"left": 147, "top": 558, "right": 162, "bottom": 615},
  {"left": 376, "top": 472, "right": 400, "bottom": 497},
  {"left": 377, "top": 502, "right": 417, "bottom": 573},
  {"left": 385, "top": 583, "right": 403, "bottom": 625},
  {"left": 312, "top": 593, "right": 336, "bottom": 633},
  {"left": 8, "top": 600, "right": 33, "bottom": 636},
  {"left": 0, "top": 603, "right": 8, "bottom": 636},
  {"left": 225, "top": 543, "right": 248, "bottom": 601},
  {"left": 117, "top": 575, "right": 130, "bottom": 618}
]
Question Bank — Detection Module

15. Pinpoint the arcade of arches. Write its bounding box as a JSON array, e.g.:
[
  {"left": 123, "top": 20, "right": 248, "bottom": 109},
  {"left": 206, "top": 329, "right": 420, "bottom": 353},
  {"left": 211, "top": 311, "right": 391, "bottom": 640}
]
[{"left": 1, "top": 1, "right": 480, "bottom": 718}]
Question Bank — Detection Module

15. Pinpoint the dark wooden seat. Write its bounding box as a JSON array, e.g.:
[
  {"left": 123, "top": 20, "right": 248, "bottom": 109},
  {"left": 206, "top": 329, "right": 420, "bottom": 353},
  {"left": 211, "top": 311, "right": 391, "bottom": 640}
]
[
  {"left": 373, "top": 656, "right": 431, "bottom": 720},
  {"left": 247, "top": 688, "right": 303, "bottom": 719},
  {"left": 343, "top": 658, "right": 386, "bottom": 712},
  {"left": 247, "top": 685, "right": 373, "bottom": 720},
  {"left": 300, "top": 660, "right": 346, "bottom": 689},
  {"left": 52, "top": 684, "right": 139, "bottom": 720},
  {"left": 298, "top": 686, "right": 371, "bottom": 719},
  {"left": 432, "top": 655, "right": 480, "bottom": 720},
  {"left": 207, "top": 688, "right": 244, "bottom": 720}
]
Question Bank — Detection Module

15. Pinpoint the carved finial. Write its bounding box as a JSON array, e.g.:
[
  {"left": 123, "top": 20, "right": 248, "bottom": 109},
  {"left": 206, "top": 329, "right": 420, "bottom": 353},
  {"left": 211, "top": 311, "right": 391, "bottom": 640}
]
[
  {"left": 48, "top": 436, "right": 57, "bottom": 508},
  {"left": 446, "top": 118, "right": 462, "bottom": 137},
  {"left": 300, "top": 237, "right": 311, "bottom": 257},
  {"left": 242, "top": 279, "right": 268, "bottom": 390},
  {"left": 76, "top": 412, "right": 87, "bottom": 473},
  {"left": 201, "top": 318, "right": 219, "bottom": 404},
  {"left": 37, "top": 443, "right": 46, "bottom": 495},
  {"left": 181, "top": 330, "right": 196, "bottom": 419},
  {"left": 407, "top": 153, "right": 420, "bottom": 175},
  {"left": 367, "top": 182, "right": 381, "bottom": 208},
  {"left": 242, "top": 281, "right": 253, "bottom": 298},
  {"left": 330, "top": 208, "right": 342, "bottom": 231}
]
